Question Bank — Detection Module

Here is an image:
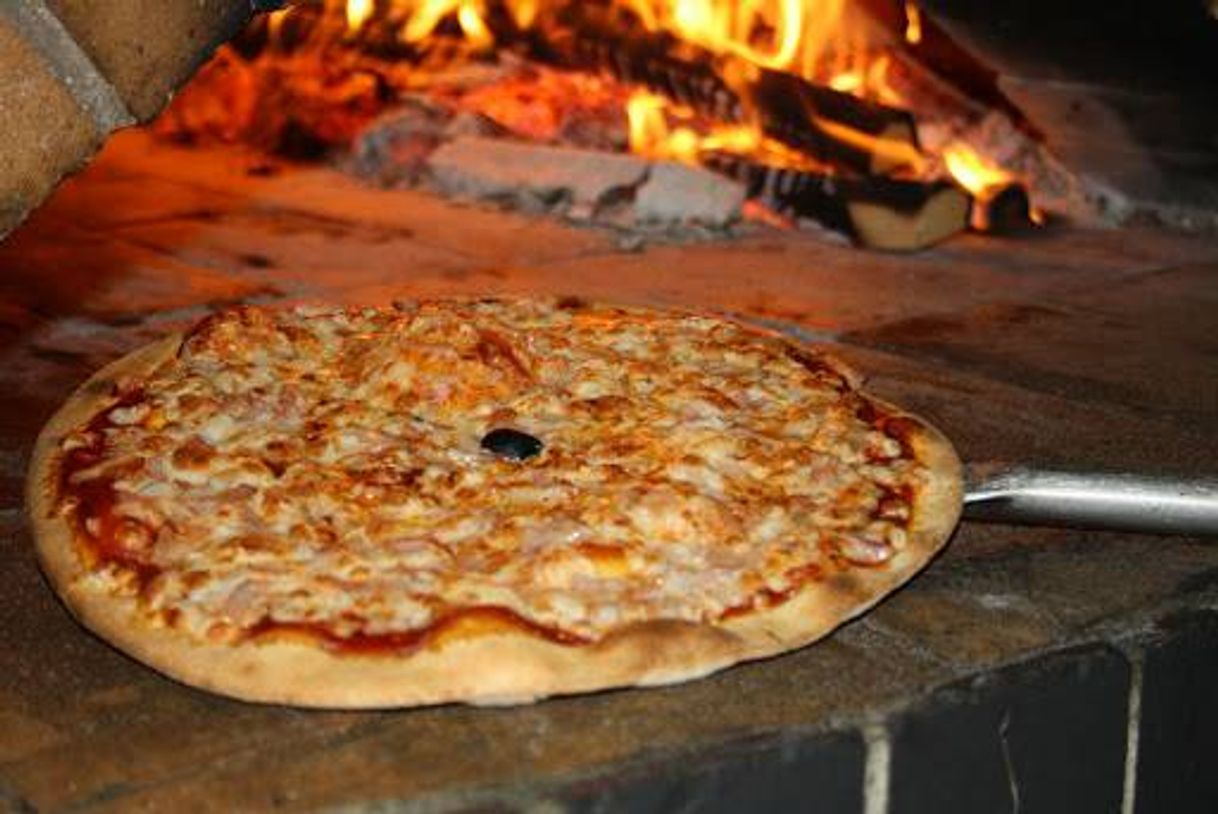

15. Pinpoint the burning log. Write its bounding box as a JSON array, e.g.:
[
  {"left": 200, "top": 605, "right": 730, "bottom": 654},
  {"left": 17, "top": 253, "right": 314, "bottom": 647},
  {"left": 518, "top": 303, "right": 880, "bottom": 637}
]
[
  {"left": 155, "top": 1, "right": 1039, "bottom": 250},
  {"left": 498, "top": 7, "right": 741, "bottom": 121},
  {"left": 704, "top": 152, "right": 970, "bottom": 251},
  {"left": 749, "top": 69, "right": 919, "bottom": 176},
  {"left": 491, "top": 3, "right": 922, "bottom": 176}
]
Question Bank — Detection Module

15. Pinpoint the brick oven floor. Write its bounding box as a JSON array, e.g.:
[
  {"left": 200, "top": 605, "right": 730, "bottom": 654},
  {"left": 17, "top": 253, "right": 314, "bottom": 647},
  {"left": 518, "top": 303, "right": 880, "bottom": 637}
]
[{"left": 1, "top": 131, "right": 1216, "bottom": 812}]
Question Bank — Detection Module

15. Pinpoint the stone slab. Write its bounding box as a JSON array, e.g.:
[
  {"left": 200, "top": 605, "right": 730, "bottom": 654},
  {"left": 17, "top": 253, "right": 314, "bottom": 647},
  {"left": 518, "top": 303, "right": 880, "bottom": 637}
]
[
  {"left": 0, "top": 207, "right": 272, "bottom": 322},
  {"left": 18, "top": 634, "right": 941, "bottom": 811},
  {"left": 525, "top": 238, "right": 1086, "bottom": 336},
  {"left": 864, "top": 570, "right": 1063, "bottom": 670},
  {"left": 559, "top": 730, "right": 864, "bottom": 813},
  {"left": 927, "top": 227, "right": 1218, "bottom": 278},
  {"left": 816, "top": 341, "right": 1218, "bottom": 480},
  {"left": 844, "top": 262, "right": 1218, "bottom": 425},
  {"left": 33, "top": 170, "right": 246, "bottom": 231},
  {"left": 634, "top": 161, "right": 746, "bottom": 228},
  {"left": 85, "top": 131, "right": 620, "bottom": 268},
  {"left": 427, "top": 136, "right": 649, "bottom": 210},
  {"left": 105, "top": 208, "right": 475, "bottom": 304}
]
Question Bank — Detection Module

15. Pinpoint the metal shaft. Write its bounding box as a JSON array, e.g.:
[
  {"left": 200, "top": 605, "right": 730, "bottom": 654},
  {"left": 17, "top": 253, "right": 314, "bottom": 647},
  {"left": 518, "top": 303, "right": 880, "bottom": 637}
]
[{"left": 962, "top": 464, "right": 1218, "bottom": 537}]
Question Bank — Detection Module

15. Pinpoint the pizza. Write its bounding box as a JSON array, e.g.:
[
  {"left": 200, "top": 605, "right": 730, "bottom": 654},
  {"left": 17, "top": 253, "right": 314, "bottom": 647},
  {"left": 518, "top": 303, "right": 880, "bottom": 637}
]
[{"left": 27, "top": 297, "right": 962, "bottom": 708}]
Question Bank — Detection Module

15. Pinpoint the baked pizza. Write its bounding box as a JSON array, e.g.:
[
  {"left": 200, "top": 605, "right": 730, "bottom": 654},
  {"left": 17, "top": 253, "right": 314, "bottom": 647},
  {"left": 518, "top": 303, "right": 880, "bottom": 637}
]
[{"left": 28, "top": 298, "right": 962, "bottom": 707}]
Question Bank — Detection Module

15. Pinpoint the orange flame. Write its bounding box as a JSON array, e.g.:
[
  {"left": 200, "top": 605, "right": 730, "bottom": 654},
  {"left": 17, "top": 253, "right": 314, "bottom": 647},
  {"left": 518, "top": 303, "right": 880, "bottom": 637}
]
[
  {"left": 509, "top": 0, "right": 540, "bottom": 28},
  {"left": 343, "top": 1, "right": 893, "bottom": 101},
  {"left": 943, "top": 142, "right": 1044, "bottom": 227},
  {"left": 267, "top": 6, "right": 293, "bottom": 38},
  {"left": 456, "top": 2, "right": 494, "bottom": 47},
  {"left": 346, "top": 0, "right": 375, "bottom": 31},
  {"left": 663, "top": 0, "right": 807, "bottom": 70},
  {"left": 942, "top": 142, "right": 1015, "bottom": 197},
  {"left": 331, "top": 0, "right": 1034, "bottom": 218},
  {"left": 394, "top": 0, "right": 492, "bottom": 48},
  {"left": 812, "top": 115, "right": 926, "bottom": 174},
  {"left": 627, "top": 89, "right": 825, "bottom": 172},
  {"left": 627, "top": 92, "right": 703, "bottom": 163},
  {"left": 828, "top": 55, "right": 903, "bottom": 108},
  {"left": 904, "top": 1, "right": 922, "bottom": 45}
]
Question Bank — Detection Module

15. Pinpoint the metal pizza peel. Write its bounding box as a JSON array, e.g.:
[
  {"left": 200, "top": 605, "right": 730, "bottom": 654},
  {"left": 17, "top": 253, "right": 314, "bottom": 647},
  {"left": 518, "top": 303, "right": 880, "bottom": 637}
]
[{"left": 961, "top": 464, "right": 1218, "bottom": 536}]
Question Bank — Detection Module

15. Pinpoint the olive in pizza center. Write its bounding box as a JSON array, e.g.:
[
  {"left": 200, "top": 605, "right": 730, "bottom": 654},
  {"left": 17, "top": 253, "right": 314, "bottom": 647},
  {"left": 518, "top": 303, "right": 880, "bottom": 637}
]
[{"left": 481, "top": 428, "right": 543, "bottom": 461}]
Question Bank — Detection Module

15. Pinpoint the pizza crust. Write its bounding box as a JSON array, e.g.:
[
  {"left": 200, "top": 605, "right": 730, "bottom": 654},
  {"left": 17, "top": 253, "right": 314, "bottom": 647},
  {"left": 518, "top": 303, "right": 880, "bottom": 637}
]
[{"left": 27, "top": 310, "right": 963, "bottom": 709}]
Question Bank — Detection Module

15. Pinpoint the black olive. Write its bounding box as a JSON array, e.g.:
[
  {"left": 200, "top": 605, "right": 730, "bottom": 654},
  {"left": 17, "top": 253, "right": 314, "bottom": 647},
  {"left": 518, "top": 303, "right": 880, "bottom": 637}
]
[{"left": 481, "top": 427, "right": 543, "bottom": 461}]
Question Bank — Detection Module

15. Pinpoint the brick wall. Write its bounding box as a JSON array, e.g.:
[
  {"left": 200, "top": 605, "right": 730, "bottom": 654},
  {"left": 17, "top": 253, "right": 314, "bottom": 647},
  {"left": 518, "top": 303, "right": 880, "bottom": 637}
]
[{"left": 0, "top": 1, "right": 252, "bottom": 238}]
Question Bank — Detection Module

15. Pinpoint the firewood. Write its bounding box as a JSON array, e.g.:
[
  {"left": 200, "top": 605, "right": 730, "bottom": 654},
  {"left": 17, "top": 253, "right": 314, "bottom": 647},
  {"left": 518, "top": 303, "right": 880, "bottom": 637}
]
[
  {"left": 848, "top": 181, "right": 971, "bottom": 250},
  {"left": 511, "top": 10, "right": 741, "bottom": 123},
  {"left": 750, "top": 68, "right": 920, "bottom": 175},
  {"left": 267, "top": 2, "right": 926, "bottom": 178},
  {"left": 705, "top": 152, "right": 970, "bottom": 251},
  {"left": 487, "top": 2, "right": 923, "bottom": 175}
]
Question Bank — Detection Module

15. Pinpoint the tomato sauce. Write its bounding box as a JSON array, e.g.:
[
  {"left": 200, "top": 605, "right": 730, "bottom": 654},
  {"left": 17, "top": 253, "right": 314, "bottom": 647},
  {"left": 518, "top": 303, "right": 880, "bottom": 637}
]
[
  {"left": 246, "top": 605, "right": 590, "bottom": 654},
  {"left": 58, "top": 387, "right": 161, "bottom": 587}
]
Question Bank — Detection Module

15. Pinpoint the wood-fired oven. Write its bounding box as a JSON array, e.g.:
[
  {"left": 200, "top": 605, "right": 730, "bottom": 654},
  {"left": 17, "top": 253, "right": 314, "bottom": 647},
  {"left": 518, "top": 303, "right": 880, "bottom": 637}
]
[{"left": 0, "top": 1, "right": 1215, "bottom": 810}]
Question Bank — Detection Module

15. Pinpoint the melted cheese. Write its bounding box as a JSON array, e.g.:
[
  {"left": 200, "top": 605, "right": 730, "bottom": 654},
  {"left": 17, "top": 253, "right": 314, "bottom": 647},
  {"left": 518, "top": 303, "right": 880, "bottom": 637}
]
[{"left": 59, "top": 300, "right": 925, "bottom": 643}]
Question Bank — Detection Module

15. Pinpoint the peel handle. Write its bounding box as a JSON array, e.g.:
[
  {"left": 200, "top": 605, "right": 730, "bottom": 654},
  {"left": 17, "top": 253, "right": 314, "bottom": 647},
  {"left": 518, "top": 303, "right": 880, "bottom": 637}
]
[{"left": 962, "top": 464, "right": 1218, "bottom": 537}]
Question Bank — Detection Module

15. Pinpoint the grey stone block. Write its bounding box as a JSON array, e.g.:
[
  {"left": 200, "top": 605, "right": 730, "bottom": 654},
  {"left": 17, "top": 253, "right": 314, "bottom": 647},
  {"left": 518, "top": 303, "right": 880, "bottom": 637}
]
[{"left": 890, "top": 646, "right": 1130, "bottom": 814}]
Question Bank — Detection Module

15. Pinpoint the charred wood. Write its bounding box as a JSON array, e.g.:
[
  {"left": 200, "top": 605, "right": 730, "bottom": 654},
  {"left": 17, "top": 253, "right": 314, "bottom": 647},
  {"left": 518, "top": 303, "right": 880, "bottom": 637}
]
[
  {"left": 749, "top": 69, "right": 919, "bottom": 175},
  {"left": 973, "top": 183, "right": 1036, "bottom": 234},
  {"left": 705, "top": 152, "right": 970, "bottom": 251},
  {"left": 488, "top": 3, "right": 922, "bottom": 175},
  {"left": 502, "top": 8, "right": 741, "bottom": 123},
  {"left": 241, "top": 2, "right": 926, "bottom": 177}
]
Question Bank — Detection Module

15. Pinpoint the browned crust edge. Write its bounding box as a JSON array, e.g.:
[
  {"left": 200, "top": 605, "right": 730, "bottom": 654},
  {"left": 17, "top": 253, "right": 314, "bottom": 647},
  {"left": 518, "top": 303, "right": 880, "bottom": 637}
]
[{"left": 26, "top": 325, "right": 963, "bottom": 710}]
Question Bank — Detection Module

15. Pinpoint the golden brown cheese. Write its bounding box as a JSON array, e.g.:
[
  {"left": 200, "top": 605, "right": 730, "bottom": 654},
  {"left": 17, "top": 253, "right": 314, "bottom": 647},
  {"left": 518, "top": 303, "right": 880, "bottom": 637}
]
[{"left": 56, "top": 300, "right": 925, "bottom": 646}]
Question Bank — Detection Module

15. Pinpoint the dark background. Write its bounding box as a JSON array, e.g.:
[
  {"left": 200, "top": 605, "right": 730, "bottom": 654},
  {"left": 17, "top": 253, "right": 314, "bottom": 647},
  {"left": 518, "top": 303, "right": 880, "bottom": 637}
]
[{"left": 922, "top": 0, "right": 1218, "bottom": 91}]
